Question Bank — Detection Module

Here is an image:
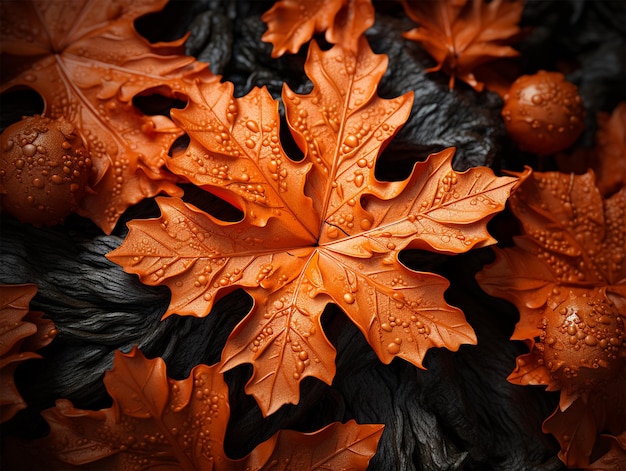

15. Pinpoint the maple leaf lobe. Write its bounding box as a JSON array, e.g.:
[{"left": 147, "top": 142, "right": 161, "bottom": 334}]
[
  {"left": 261, "top": 0, "right": 375, "bottom": 57},
  {"left": 1, "top": 283, "right": 56, "bottom": 423}
]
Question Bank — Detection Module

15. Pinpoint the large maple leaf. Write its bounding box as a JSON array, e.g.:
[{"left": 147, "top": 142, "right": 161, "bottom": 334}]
[
  {"left": 476, "top": 170, "right": 626, "bottom": 468},
  {"left": 0, "top": 283, "right": 56, "bottom": 423},
  {"left": 401, "top": 0, "right": 523, "bottom": 91},
  {"left": 261, "top": 0, "right": 375, "bottom": 57},
  {"left": 0, "top": 0, "right": 215, "bottom": 233},
  {"left": 10, "top": 346, "right": 384, "bottom": 470},
  {"left": 108, "top": 37, "right": 520, "bottom": 416}
]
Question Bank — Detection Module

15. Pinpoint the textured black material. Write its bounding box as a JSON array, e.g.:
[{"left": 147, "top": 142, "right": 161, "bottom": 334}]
[{"left": 1, "top": 0, "right": 624, "bottom": 470}]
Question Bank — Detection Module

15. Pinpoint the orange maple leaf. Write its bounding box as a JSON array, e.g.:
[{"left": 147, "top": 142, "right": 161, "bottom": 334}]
[
  {"left": 0, "top": 283, "right": 56, "bottom": 423},
  {"left": 401, "top": 0, "right": 523, "bottom": 91},
  {"left": 108, "top": 37, "right": 520, "bottom": 416},
  {"left": 0, "top": 0, "right": 215, "bottom": 233},
  {"left": 476, "top": 170, "right": 626, "bottom": 468},
  {"left": 542, "top": 388, "right": 626, "bottom": 469},
  {"left": 5, "top": 346, "right": 384, "bottom": 470},
  {"left": 262, "top": 0, "right": 375, "bottom": 57},
  {"left": 557, "top": 102, "right": 626, "bottom": 197}
]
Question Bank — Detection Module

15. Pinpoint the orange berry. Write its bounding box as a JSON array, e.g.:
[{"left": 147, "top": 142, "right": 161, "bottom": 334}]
[
  {"left": 1, "top": 115, "right": 92, "bottom": 226},
  {"left": 502, "top": 71, "right": 585, "bottom": 155}
]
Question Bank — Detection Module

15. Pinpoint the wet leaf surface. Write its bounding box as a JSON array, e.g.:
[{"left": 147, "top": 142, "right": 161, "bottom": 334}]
[{"left": 109, "top": 37, "right": 519, "bottom": 416}]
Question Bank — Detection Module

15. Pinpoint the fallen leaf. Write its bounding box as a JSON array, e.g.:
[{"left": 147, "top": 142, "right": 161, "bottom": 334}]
[
  {"left": 542, "top": 376, "right": 625, "bottom": 470},
  {"left": 22, "top": 346, "right": 383, "bottom": 470},
  {"left": 476, "top": 170, "right": 626, "bottom": 467},
  {"left": 557, "top": 102, "right": 626, "bottom": 197},
  {"left": 0, "top": 0, "right": 215, "bottom": 233},
  {"left": 0, "top": 283, "right": 56, "bottom": 423},
  {"left": 262, "top": 0, "right": 374, "bottom": 57},
  {"left": 401, "top": 0, "right": 523, "bottom": 91},
  {"left": 592, "top": 102, "right": 626, "bottom": 197},
  {"left": 108, "top": 37, "right": 519, "bottom": 416}
]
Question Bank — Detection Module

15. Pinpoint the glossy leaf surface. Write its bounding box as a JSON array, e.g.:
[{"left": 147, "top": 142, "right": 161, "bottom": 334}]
[
  {"left": 35, "top": 347, "right": 383, "bottom": 470},
  {"left": 109, "top": 38, "right": 519, "bottom": 416},
  {"left": 401, "top": 0, "right": 523, "bottom": 91},
  {"left": 0, "top": 0, "right": 215, "bottom": 233}
]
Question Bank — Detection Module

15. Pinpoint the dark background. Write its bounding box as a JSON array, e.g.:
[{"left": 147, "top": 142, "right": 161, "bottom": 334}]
[{"left": 1, "top": 1, "right": 624, "bottom": 469}]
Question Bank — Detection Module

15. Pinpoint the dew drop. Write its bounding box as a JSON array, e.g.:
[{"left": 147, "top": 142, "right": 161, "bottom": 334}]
[
  {"left": 584, "top": 335, "right": 597, "bottom": 346},
  {"left": 387, "top": 343, "right": 401, "bottom": 354},
  {"left": 22, "top": 144, "right": 37, "bottom": 157},
  {"left": 246, "top": 120, "right": 259, "bottom": 132},
  {"left": 343, "top": 292, "right": 355, "bottom": 304},
  {"left": 343, "top": 135, "right": 359, "bottom": 148}
]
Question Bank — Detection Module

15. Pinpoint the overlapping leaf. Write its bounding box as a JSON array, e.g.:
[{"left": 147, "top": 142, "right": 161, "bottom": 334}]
[
  {"left": 0, "top": 0, "right": 215, "bottom": 233},
  {"left": 591, "top": 102, "right": 626, "bottom": 197},
  {"left": 401, "top": 0, "right": 523, "bottom": 91},
  {"left": 108, "top": 37, "right": 520, "bottom": 416},
  {"left": 262, "top": 0, "right": 374, "bottom": 57},
  {"left": 476, "top": 170, "right": 626, "bottom": 468},
  {"left": 0, "top": 283, "right": 56, "bottom": 423},
  {"left": 477, "top": 171, "right": 626, "bottom": 347},
  {"left": 542, "top": 387, "right": 626, "bottom": 470},
  {"left": 19, "top": 347, "right": 383, "bottom": 470}
]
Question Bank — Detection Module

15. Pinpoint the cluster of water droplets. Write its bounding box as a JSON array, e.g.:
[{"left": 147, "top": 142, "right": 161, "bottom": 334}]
[
  {"left": 536, "top": 290, "right": 625, "bottom": 388},
  {"left": 527, "top": 173, "right": 623, "bottom": 284},
  {"left": 1, "top": 115, "right": 91, "bottom": 225}
]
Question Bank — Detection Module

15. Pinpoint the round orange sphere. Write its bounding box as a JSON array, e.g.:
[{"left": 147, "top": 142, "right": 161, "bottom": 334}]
[
  {"left": 540, "top": 291, "right": 625, "bottom": 389},
  {"left": 1, "top": 115, "right": 92, "bottom": 226},
  {"left": 502, "top": 70, "right": 585, "bottom": 155}
]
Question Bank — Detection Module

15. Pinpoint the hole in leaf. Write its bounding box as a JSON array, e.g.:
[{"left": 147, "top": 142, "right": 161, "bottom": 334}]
[
  {"left": 133, "top": 91, "right": 186, "bottom": 117},
  {"left": 0, "top": 88, "right": 44, "bottom": 132},
  {"left": 168, "top": 133, "right": 190, "bottom": 157},
  {"left": 375, "top": 142, "right": 445, "bottom": 182},
  {"left": 398, "top": 249, "right": 450, "bottom": 274},
  {"left": 134, "top": 1, "right": 191, "bottom": 43},
  {"left": 181, "top": 184, "right": 244, "bottom": 222},
  {"left": 280, "top": 112, "right": 304, "bottom": 162}
]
